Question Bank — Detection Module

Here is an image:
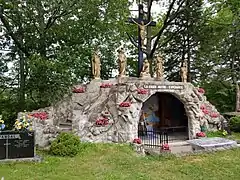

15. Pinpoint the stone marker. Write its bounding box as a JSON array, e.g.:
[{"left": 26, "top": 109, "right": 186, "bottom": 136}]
[
  {"left": 187, "top": 137, "right": 237, "bottom": 151},
  {"left": 0, "top": 131, "right": 35, "bottom": 160}
]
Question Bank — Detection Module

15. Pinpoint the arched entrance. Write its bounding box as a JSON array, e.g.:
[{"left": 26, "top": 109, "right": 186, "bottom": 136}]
[{"left": 138, "top": 92, "right": 188, "bottom": 144}]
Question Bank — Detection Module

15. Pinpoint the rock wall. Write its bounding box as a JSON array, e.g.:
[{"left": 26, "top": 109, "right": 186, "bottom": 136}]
[{"left": 30, "top": 77, "right": 226, "bottom": 147}]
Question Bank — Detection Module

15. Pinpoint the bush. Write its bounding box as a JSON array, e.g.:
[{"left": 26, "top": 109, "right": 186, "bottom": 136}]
[
  {"left": 206, "top": 130, "right": 227, "bottom": 137},
  {"left": 229, "top": 116, "right": 240, "bottom": 133},
  {"left": 49, "top": 132, "right": 81, "bottom": 157}
]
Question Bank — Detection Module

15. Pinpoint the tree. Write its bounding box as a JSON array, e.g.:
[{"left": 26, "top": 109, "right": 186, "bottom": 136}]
[{"left": 0, "top": 0, "right": 130, "bottom": 125}]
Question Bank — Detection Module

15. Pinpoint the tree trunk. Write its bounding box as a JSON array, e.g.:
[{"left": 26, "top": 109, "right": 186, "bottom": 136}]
[
  {"left": 146, "top": 0, "right": 153, "bottom": 77},
  {"left": 19, "top": 51, "right": 25, "bottom": 111},
  {"left": 236, "top": 82, "right": 240, "bottom": 112}
]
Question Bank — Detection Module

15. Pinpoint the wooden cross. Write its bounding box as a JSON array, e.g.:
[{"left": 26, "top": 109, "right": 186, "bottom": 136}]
[{"left": 128, "top": 4, "right": 156, "bottom": 76}]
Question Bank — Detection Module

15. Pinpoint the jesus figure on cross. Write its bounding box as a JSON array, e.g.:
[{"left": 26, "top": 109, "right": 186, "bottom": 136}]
[{"left": 132, "top": 19, "right": 152, "bottom": 48}]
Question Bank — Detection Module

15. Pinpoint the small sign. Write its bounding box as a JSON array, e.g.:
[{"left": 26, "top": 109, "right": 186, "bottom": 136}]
[
  {"left": 143, "top": 84, "right": 184, "bottom": 90},
  {"left": 0, "top": 131, "right": 35, "bottom": 160}
]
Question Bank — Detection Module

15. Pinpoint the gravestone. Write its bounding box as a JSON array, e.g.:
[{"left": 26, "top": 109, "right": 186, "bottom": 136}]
[
  {"left": 187, "top": 137, "right": 237, "bottom": 151},
  {"left": 0, "top": 131, "right": 35, "bottom": 160}
]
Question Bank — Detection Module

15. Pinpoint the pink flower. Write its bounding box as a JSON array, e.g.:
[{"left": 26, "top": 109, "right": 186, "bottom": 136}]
[
  {"left": 31, "top": 112, "right": 48, "bottom": 120},
  {"left": 161, "top": 143, "right": 170, "bottom": 150},
  {"left": 96, "top": 118, "right": 109, "bottom": 126},
  {"left": 100, "top": 83, "right": 113, "bottom": 88},
  {"left": 198, "top": 88, "right": 205, "bottom": 94},
  {"left": 196, "top": 132, "right": 206, "bottom": 137},
  {"left": 133, "top": 138, "right": 142, "bottom": 144},
  {"left": 202, "top": 108, "right": 209, "bottom": 115},
  {"left": 72, "top": 87, "right": 85, "bottom": 93},
  {"left": 119, "top": 102, "right": 131, "bottom": 107},
  {"left": 137, "top": 89, "right": 149, "bottom": 94},
  {"left": 210, "top": 112, "right": 219, "bottom": 118}
]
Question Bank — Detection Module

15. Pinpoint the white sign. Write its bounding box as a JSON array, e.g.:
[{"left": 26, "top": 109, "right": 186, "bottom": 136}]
[
  {"left": 143, "top": 84, "right": 184, "bottom": 90},
  {"left": 0, "top": 134, "right": 21, "bottom": 140}
]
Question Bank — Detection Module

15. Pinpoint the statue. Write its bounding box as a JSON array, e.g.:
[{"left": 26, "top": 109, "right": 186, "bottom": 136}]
[
  {"left": 156, "top": 54, "right": 164, "bottom": 80},
  {"left": 117, "top": 48, "right": 127, "bottom": 77},
  {"left": 140, "top": 59, "right": 150, "bottom": 78},
  {"left": 180, "top": 59, "right": 188, "bottom": 83},
  {"left": 132, "top": 20, "right": 151, "bottom": 48},
  {"left": 91, "top": 50, "right": 101, "bottom": 79}
]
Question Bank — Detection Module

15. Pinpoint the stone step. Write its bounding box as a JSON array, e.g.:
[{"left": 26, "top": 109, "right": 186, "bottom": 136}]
[
  {"left": 169, "top": 141, "right": 190, "bottom": 147},
  {"left": 59, "top": 127, "right": 72, "bottom": 132},
  {"left": 59, "top": 122, "right": 72, "bottom": 126}
]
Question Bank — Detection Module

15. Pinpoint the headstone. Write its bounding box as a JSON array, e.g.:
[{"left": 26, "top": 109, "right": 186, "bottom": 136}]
[
  {"left": 187, "top": 137, "right": 237, "bottom": 151},
  {"left": 0, "top": 131, "right": 35, "bottom": 160}
]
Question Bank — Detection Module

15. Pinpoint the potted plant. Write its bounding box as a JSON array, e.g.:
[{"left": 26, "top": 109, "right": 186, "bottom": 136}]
[
  {"left": 133, "top": 138, "right": 142, "bottom": 144},
  {"left": 160, "top": 143, "right": 171, "bottom": 153},
  {"left": 196, "top": 132, "right": 206, "bottom": 139}
]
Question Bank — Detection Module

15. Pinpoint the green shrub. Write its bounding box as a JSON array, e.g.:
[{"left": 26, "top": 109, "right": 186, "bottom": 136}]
[
  {"left": 206, "top": 130, "right": 227, "bottom": 137},
  {"left": 49, "top": 132, "right": 81, "bottom": 157},
  {"left": 229, "top": 116, "right": 240, "bottom": 133}
]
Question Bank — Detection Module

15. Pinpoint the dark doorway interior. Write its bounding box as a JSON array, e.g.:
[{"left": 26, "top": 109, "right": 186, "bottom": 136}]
[
  {"left": 138, "top": 92, "right": 188, "bottom": 142},
  {"left": 157, "top": 93, "right": 188, "bottom": 130}
]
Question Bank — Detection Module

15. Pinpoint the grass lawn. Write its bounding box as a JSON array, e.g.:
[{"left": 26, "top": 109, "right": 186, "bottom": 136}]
[{"left": 0, "top": 144, "right": 240, "bottom": 180}]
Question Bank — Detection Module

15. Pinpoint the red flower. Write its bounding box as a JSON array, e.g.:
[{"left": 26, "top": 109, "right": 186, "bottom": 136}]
[
  {"left": 196, "top": 132, "right": 206, "bottom": 137},
  {"left": 100, "top": 83, "right": 113, "bottom": 88},
  {"left": 31, "top": 112, "right": 48, "bottom": 120},
  {"left": 119, "top": 102, "right": 131, "bottom": 107},
  {"left": 161, "top": 143, "right": 170, "bottom": 150},
  {"left": 96, "top": 118, "right": 109, "bottom": 126},
  {"left": 72, "top": 87, "right": 85, "bottom": 93},
  {"left": 198, "top": 88, "right": 205, "bottom": 94},
  {"left": 210, "top": 112, "right": 219, "bottom": 118},
  {"left": 137, "top": 89, "right": 149, "bottom": 94},
  {"left": 202, "top": 108, "right": 209, "bottom": 115},
  {"left": 133, "top": 138, "right": 142, "bottom": 144}
]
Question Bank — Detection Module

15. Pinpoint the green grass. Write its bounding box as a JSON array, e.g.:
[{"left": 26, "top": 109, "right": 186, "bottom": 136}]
[{"left": 0, "top": 143, "right": 240, "bottom": 180}]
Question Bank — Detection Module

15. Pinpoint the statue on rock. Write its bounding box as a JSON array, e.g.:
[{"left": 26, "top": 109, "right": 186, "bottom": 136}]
[
  {"left": 91, "top": 49, "right": 101, "bottom": 79},
  {"left": 155, "top": 54, "right": 164, "bottom": 80},
  {"left": 180, "top": 59, "right": 188, "bottom": 83},
  {"left": 140, "top": 59, "right": 151, "bottom": 78},
  {"left": 117, "top": 48, "right": 127, "bottom": 77}
]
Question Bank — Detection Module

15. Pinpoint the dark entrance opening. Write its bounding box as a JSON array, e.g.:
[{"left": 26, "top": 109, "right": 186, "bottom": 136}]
[{"left": 138, "top": 92, "right": 188, "bottom": 146}]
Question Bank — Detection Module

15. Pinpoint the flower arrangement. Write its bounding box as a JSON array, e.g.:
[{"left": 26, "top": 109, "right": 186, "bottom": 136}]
[
  {"left": 133, "top": 138, "right": 142, "bottom": 144},
  {"left": 119, "top": 102, "right": 131, "bottom": 107},
  {"left": 210, "top": 112, "right": 219, "bottom": 118},
  {"left": 30, "top": 112, "right": 48, "bottom": 120},
  {"left": 14, "top": 112, "right": 33, "bottom": 131},
  {"left": 0, "top": 115, "right": 5, "bottom": 131},
  {"left": 196, "top": 132, "right": 206, "bottom": 137},
  {"left": 161, "top": 143, "right": 170, "bottom": 151},
  {"left": 202, "top": 108, "right": 209, "bottom": 115},
  {"left": 137, "top": 89, "right": 149, "bottom": 94},
  {"left": 100, "top": 83, "right": 113, "bottom": 88},
  {"left": 96, "top": 117, "right": 109, "bottom": 126},
  {"left": 72, "top": 87, "right": 85, "bottom": 93},
  {"left": 198, "top": 88, "right": 205, "bottom": 94}
]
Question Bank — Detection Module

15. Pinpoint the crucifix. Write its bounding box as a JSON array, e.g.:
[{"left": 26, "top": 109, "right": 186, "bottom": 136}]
[{"left": 128, "top": 4, "right": 156, "bottom": 76}]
